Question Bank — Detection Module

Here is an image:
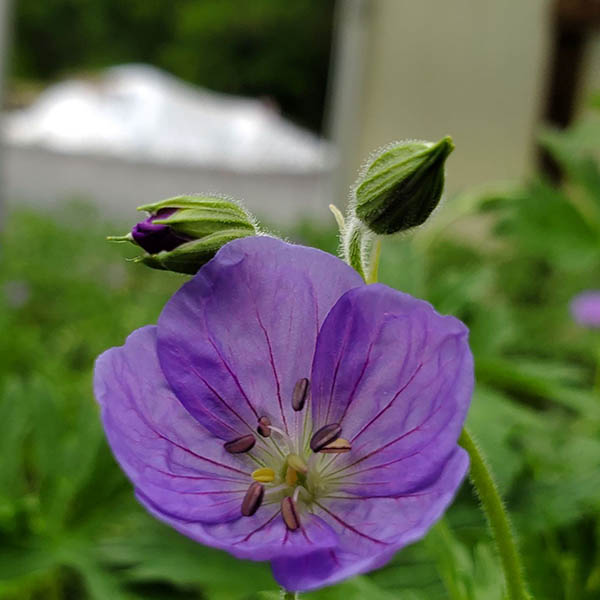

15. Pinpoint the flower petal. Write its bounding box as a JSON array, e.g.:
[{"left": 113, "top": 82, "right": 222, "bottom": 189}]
[
  {"left": 311, "top": 284, "right": 473, "bottom": 497},
  {"left": 157, "top": 236, "right": 363, "bottom": 439},
  {"left": 138, "top": 491, "right": 339, "bottom": 561},
  {"left": 94, "top": 325, "right": 254, "bottom": 524},
  {"left": 271, "top": 447, "right": 468, "bottom": 591}
]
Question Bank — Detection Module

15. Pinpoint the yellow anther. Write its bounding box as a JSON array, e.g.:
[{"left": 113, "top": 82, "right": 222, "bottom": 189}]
[
  {"left": 252, "top": 467, "right": 275, "bottom": 483},
  {"left": 320, "top": 437, "right": 352, "bottom": 454},
  {"left": 285, "top": 466, "right": 298, "bottom": 486},
  {"left": 287, "top": 453, "right": 308, "bottom": 474}
]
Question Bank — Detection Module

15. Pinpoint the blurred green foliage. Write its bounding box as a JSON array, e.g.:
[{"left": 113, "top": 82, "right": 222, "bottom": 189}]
[
  {"left": 1, "top": 113, "right": 600, "bottom": 598},
  {"left": 12, "top": 0, "right": 335, "bottom": 132}
]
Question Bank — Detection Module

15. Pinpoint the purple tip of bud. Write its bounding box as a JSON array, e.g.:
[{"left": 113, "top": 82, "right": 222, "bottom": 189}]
[{"left": 131, "top": 208, "right": 189, "bottom": 254}]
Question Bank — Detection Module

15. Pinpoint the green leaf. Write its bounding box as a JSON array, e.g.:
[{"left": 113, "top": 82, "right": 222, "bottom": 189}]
[{"left": 305, "top": 576, "right": 398, "bottom": 600}]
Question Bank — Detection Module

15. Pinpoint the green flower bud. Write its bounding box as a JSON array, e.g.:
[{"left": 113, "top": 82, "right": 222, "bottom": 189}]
[
  {"left": 110, "top": 195, "right": 260, "bottom": 275},
  {"left": 138, "top": 227, "right": 256, "bottom": 274},
  {"left": 353, "top": 136, "right": 454, "bottom": 235}
]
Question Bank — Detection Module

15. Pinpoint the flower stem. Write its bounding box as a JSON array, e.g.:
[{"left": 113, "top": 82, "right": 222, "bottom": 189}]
[
  {"left": 594, "top": 343, "right": 600, "bottom": 395},
  {"left": 366, "top": 239, "right": 382, "bottom": 284},
  {"left": 280, "top": 589, "right": 299, "bottom": 600},
  {"left": 459, "top": 427, "right": 532, "bottom": 600}
]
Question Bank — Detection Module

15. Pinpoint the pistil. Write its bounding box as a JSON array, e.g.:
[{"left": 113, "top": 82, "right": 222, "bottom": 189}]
[{"left": 287, "top": 453, "right": 308, "bottom": 474}]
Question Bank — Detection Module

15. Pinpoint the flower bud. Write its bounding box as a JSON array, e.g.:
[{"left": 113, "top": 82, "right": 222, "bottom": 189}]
[
  {"left": 353, "top": 136, "right": 454, "bottom": 235},
  {"left": 131, "top": 208, "right": 191, "bottom": 254},
  {"left": 138, "top": 228, "right": 255, "bottom": 274},
  {"left": 110, "top": 195, "right": 259, "bottom": 275}
]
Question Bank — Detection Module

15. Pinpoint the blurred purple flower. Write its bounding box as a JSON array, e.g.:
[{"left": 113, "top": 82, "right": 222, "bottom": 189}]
[
  {"left": 131, "top": 208, "right": 190, "bottom": 254},
  {"left": 94, "top": 237, "right": 473, "bottom": 591},
  {"left": 571, "top": 291, "right": 600, "bottom": 328}
]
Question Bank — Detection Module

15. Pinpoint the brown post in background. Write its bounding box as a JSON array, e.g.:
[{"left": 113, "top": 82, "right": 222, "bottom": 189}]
[{"left": 539, "top": 0, "right": 600, "bottom": 180}]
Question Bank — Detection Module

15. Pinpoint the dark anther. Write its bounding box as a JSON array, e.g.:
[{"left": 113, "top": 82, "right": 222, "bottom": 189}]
[
  {"left": 241, "top": 482, "right": 264, "bottom": 516},
  {"left": 292, "top": 377, "right": 310, "bottom": 411},
  {"left": 310, "top": 423, "right": 342, "bottom": 452},
  {"left": 281, "top": 496, "right": 300, "bottom": 531},
  {"left": 224, "top": 434, "right": 256, "bottom": 454},
  {"left": 257, "top": 416, "right": 272, "bottom": 437}
]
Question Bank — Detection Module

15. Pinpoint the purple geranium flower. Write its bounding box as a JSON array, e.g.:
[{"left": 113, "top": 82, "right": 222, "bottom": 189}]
[
  {"left": 94, "top": 237, "right": 473, "bottom": 592},
  {"left": 571, "top": 291, "right": 600, "bottom": 328}
]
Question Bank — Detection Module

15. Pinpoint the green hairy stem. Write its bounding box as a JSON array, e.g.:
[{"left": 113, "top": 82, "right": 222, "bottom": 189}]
[{"left": 459, "top": 427, "right": 532, "bottom": 600}]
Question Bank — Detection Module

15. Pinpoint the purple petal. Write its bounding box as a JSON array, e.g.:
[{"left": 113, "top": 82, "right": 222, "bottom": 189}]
[
  {"left": 570, "top": 290, "right": 600, "bottom": 328},
  {"left": 131, "top": 209, "right": 189, "bottom": 254},
  {"left": 94, "top": 326, "right": 254, "bottom": 524},
  {"left": 311, "top": 284, "right": 473, "bottom": 497},
  {"left": 271, "top": 448, "right": 469, "bottom": 591},
  {"left": 156, "top": 236, "right": 363, "bottom": 439},
  {"left": 138, "top": 490, "right": 339, "bottom": 561},
  {"left": 95, "top": 326, "right": 340, "bottom": 561}
]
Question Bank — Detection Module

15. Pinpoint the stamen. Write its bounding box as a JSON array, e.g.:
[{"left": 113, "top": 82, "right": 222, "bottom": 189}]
[
  {"left": 292, "top": 486, "right": 302, "bottom": 503},
  {"left": 287, "top": 453, "right": 308, "bottom": 474},
  {"left": 266, "top": 424, "right": 294, "bottom": 453},
  {"left": 285, "top": 466, "right": 298, "bottom": 486},
  {"left": 224, "top": 434, "right": 256, "bottom": 454},
  {"left": 257, "top": 416, "right": 272, "bottom": 437},
  {"left": 281, "top": 496, "right": 301, "bottom": 531},
  {"left": 268, "top": 425, "right": 288, "bottom": 438},
  {"left": 252, "top": 467, "right": 276, "bottom": 483},
  {"left": 241, "top": 482, "right": 264, "bottom": 516},
  {"left": 319, "top": 437, "right": 351, "bottom": 454},
  {"left": 292, "top": 377, "right": 310, "bottom": 411},
  {"left": 310, "top": 423, "right": 342, "bottom": 452}
]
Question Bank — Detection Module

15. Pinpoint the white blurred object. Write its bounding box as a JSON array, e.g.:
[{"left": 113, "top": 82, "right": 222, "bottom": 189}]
[{"left": 5, "top": 64, "right": 333, "bottom": 173}]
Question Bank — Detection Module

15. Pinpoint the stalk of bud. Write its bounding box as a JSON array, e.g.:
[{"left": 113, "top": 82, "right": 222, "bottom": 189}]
[{"left": 109, "top": 195, "right": 260, "bottom": 275}]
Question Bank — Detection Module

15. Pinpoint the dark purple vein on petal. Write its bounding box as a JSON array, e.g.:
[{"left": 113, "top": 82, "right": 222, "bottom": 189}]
[
  {"left": 322, "top": 321, "right": 353, "bottom": 425},
  {"left": 136, "top": 490, "right": 207, "bottom": 524},
  {"left": 335, "top": 337, "right": 376, "bottom": 425},
  {"left": 350, "top": 362, "right": 424, "bottom": 443},
  {"left": 235, "top": 509, "right": 282, "bottom": 544},
  {"left": 163, "top": 343, "right": 252, "bottom": 434},
  {"left": 317, "top": 360, "right": 425, "bottom": 475},
  {"left": 166, "top": 343, "right": 277, "bottom": 461},
  {"left": 113, "top": 402, "right": 252, "bottom": 477},
  {"left": 123, "top": 341, "right": 242, "bottom": 438},
  {"left": 322, "top": 490, "right": 439, "bottom": 500},
  {"left": 323, "top": 400, "right": 446, "bottom": 479},
  {"left": 145, "top": 465, "right": 250, "bottom": 485},
  {"left": 205, "top": 335, "right": 260, "bottom": 418},
  {"left": 253, "top": 307, "right": 289, "bottom": 434},
  {"left": 168, "top": 489, "right": 248, "bottom": 497},
  {"left": 314, "top": 501, "right": 389, "bottom": 545}
]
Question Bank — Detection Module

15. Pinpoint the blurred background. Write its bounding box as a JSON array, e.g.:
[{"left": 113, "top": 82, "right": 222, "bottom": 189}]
[{"left": 1, "top": 1, "right": 600, "bottom": 599}]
